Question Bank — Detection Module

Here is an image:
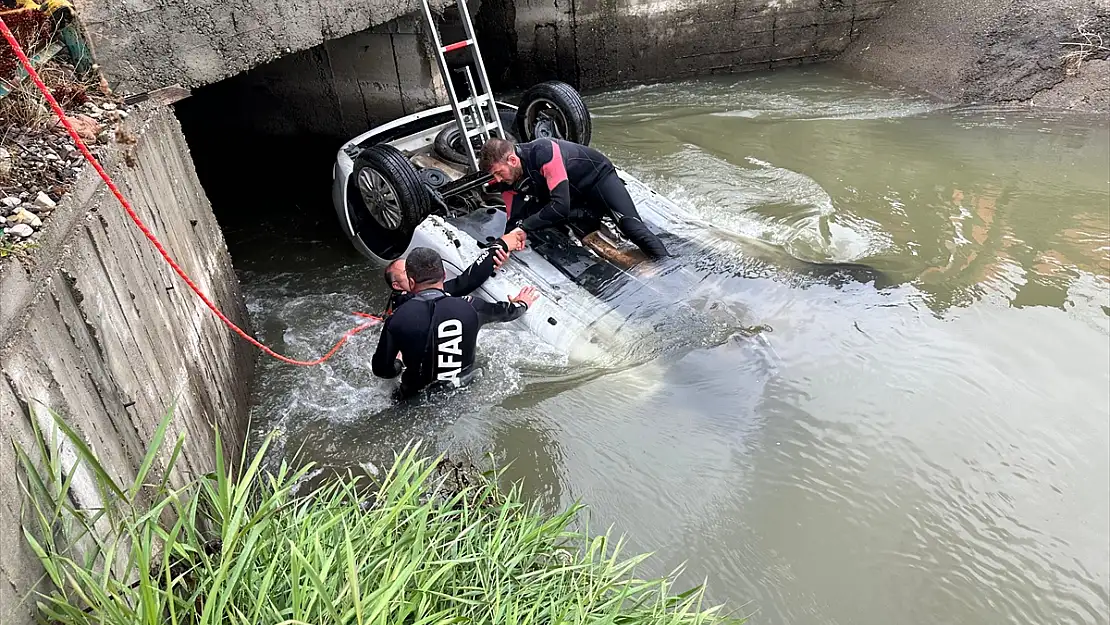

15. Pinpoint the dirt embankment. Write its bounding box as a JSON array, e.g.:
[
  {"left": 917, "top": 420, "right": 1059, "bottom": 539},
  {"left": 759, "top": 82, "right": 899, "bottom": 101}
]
[
  {"left": 1, "top": 7, "right": 131, "bottom": 261},
  {"left": 838, "top": 0, "right": 1110, "bottom": 112}
]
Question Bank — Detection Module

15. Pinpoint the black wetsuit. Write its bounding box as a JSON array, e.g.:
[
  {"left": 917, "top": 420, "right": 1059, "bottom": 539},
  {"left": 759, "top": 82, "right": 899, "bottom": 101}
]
[
  {"left": 385, "top": 238, "right": 510, "bottom": 315},
  {"left": 371, "top": 288, "right": 528, "bottom": 397},
  {"left": 491, "top": 138, "right": 669, "bottom": 258}
]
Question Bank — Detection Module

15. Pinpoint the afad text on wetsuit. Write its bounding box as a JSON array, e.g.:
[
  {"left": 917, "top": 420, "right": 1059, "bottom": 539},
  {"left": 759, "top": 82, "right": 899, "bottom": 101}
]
[{"left": 436, "top": 318, "right": 465, "bottom": 386}]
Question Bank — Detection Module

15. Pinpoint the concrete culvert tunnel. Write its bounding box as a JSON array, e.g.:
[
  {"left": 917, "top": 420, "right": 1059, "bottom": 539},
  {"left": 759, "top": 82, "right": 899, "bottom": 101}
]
[{"left": 172, "top": 14, "right": 456, "bottom": 266}]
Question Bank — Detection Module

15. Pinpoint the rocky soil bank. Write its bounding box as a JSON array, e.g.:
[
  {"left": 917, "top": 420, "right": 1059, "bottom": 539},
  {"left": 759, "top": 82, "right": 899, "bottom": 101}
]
[
  {"left": 1, "top": 58, "right": 130, "bottom": 262},
  {"left": 838, "top": 0, "right": 1110, "bottom": 112}
]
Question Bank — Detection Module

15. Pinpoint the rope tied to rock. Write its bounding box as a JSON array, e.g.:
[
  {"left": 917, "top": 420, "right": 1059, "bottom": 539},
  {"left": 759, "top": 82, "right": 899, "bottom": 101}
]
[{"left": 0, "top": 17, "right": 381, "bottom": 366}]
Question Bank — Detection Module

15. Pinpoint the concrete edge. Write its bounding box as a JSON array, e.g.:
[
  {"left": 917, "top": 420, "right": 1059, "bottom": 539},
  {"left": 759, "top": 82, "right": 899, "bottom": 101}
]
[{"left": 0, "top": 105, "right": 158, "bottom": 350}]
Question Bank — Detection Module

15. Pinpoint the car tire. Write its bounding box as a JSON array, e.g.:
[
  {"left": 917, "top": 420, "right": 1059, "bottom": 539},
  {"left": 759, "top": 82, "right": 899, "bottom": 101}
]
[
  {"left": 513, "top": 81, "right": 592, "bottom": 146},
  {"left": 352, "top": 144, "right": 431, "bottom": 231},
  {"left": 433, "top": 109, "right": 519, "bottom": 167}
]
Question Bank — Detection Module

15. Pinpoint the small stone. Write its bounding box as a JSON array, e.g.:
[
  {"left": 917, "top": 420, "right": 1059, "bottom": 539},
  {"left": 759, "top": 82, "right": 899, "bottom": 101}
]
[
  {"left": 63, "top": 143, "right": 76, "bottom": 153},
  {"left": 96, "top": 130, "right": 111, "bottom": 145},
  {"left": 34, "top": 192, "right": 57, "bottom": 210},
  {"left": 8, "top": 223, "right": 33, "bottom": 238},
  {"left": 11, "top": 208, "right": 42, "bottom": 228},
  {"left": 118, "top": 111, "right": 129, "bottom": 119},
  {"left": 1, "top": 197, "right": 20, "bottom": 209},
  {"left": 19, "top": 191, "right": 29, "bottom": 199},
  {"left": 44, "top": 152, "right": 60, "bottom": 161},
  {"left": 101, "top": 102, "right": 117, "bottom": 111}
]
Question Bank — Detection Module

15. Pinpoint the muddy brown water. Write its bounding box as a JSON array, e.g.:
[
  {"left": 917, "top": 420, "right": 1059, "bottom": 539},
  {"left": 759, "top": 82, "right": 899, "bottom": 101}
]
[{"left": 227, "top": 68, "right": 1110, "bottom": 625}]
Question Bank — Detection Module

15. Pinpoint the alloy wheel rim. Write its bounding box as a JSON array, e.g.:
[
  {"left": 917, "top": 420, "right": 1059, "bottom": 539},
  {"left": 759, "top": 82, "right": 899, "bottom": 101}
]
[{"left": 357, "top": 168, "right": 403, "bottom": 230}]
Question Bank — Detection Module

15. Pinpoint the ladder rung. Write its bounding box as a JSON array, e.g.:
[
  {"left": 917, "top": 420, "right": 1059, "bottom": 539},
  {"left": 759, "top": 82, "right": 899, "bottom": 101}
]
[
  {"left": 441, "top": 39, "right": 471, "bottom": 53},
  {"left": 458, "top": 93, "right": 492, "bottom": 109},
  {"left": 465, "top": 121, "right": 501, "bottom": 138}
]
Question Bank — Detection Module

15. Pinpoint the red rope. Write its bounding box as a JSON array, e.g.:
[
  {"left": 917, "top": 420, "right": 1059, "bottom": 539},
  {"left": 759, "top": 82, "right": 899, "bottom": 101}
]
[{"left": 0, "top": 17, "right": 380, "bottom": 366}]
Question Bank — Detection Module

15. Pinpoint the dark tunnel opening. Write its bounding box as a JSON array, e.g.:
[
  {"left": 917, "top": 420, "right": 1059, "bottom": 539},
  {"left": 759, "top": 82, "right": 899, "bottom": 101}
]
[
  {"left": 173, "top": 54, "right": 362, "bottom": 273},
  {"left": 172, "top": 12, "right": 511, "bottom": 274}
]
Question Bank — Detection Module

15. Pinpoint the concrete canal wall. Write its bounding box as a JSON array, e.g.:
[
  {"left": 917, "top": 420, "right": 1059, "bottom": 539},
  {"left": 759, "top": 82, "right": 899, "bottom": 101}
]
[
  {"left": 0, "top": 106, "right": 255, "bottom": 625},
  {"left": 76, "top": 0, "right": 453, "bottom": 97},
  {"left": 82, "top": 0, "right": 896, "bottom": 98},
  {"left": 497, "top": 0, "right": 898, "bottom": 89},
  {"left": 172, "top": 15, "right": 448, "bottom": 142}
]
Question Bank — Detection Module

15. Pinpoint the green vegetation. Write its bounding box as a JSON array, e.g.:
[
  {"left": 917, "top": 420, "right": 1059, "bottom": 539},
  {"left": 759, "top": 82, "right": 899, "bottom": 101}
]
[
  {"left": 0, "top": 231, "right": 39, "bottom": 258},
  {"left": 15, "top": 407, "right": 741, "bottom": 624}
]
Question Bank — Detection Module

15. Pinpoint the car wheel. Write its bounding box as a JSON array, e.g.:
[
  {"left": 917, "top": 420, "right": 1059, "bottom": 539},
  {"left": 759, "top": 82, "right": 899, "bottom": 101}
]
[
  {"left": 352, "top": 144, "right": 431, "bottom": 231},
  {"left": 513, "top": 81, "right": 592, "bottom": 146},
  {"left": 433, "top": 109, "right": 519, "bottom": 166}
]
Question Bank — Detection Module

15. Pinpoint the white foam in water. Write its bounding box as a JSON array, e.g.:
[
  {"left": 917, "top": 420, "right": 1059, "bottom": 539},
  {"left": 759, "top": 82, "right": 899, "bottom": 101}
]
[
  {"left": 705, "top": 77, "right": 946, "bottom": 122},
  {"left": 624, "top": 144, "right": 891, "bottom": 263},
  {"left": 724, "top": 110, "right": 762, "bottom": 118},
  {"left": 291, "top": 467, "right": 326, "bottom": 495},
  {"left": 243, "top": 283, "right": 390, "bottom": 440},
  {"left": 243, "top": 275, "right": 570, "bottom": 453},
  {"left": 586, "top": 69, "right": 945, "bottom": 128}
]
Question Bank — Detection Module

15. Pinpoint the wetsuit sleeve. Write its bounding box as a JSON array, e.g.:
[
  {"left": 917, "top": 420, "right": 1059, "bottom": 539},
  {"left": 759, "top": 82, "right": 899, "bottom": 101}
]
[
  {"left": 463, "top": 295, "right": 528, "bottom": 326},
  {"left": 444, "top": 238, "right": 508, "bottom": 298},
  {"left": 519, "top": 140, "right": 572, "bottom": 232},
  {"left": 370, "top": 319, "right": 403, "bottom": 379}
]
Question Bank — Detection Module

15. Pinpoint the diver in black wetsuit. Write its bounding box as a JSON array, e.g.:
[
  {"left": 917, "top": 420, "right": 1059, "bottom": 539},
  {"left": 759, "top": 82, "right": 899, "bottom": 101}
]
[
  {"left": 372, "top": 247, "right": 540, "bottom": 398},
  {"left": 382, "top": 229, "right": 527, "bottom": 316},
  {"left": 478, "top": 137, "right": 670, "bottom": 259}
]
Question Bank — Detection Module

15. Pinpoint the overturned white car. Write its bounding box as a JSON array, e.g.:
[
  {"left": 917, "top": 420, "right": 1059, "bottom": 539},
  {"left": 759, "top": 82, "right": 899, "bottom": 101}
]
[
  {"left": 330, "top": 74, "right": 892, "bottom": 372},
  {"left": 330, "top": 80, "right": 667, "bottom": 365}
]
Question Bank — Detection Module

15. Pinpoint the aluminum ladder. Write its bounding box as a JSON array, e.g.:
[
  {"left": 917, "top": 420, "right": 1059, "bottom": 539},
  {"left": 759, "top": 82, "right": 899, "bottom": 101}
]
[{"left": 418, "top": 0, "right": 507, "bottom": 170}]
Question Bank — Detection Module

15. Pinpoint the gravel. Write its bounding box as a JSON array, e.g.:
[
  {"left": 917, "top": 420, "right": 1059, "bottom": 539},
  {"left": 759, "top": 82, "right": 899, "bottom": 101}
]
[{"left": 2, "top": 85, "right": 131, "bottom": 258}]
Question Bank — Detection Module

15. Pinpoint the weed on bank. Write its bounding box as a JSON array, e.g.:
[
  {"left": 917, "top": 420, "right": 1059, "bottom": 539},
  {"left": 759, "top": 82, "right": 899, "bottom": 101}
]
[{"left": 14, "top": 407, "right": 742, "bottom": 624}]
